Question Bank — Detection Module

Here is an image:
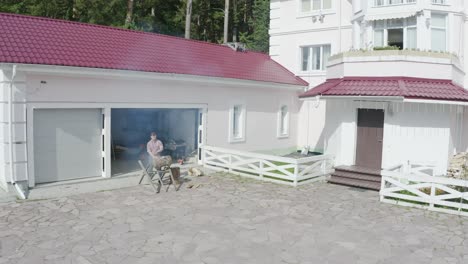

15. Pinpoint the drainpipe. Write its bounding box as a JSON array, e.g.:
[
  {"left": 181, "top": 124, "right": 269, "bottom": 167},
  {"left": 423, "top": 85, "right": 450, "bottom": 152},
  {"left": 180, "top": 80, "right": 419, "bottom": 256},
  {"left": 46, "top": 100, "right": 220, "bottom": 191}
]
[
  {"left": 338, "top": 0, "right": 342, "bottom": 52},
  {"left": 8, "top": 65, "right": 26, "bottom": 199}
]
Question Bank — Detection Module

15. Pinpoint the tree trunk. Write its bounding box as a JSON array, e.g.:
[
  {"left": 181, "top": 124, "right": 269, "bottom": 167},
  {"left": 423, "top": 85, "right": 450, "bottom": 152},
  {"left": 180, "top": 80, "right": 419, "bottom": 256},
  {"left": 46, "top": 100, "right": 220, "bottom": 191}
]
[
  {"left": 233, "top": 0, "right": 237, "bottom": 42},
  {"left": 224, "top": 0, "right": 229, "bottom": 43},
  {"left": 185, "top": 0, "right": 192, "bottom": 39},
  {"left": 125, "top": 0, "right": 134, "bottom": 26}
]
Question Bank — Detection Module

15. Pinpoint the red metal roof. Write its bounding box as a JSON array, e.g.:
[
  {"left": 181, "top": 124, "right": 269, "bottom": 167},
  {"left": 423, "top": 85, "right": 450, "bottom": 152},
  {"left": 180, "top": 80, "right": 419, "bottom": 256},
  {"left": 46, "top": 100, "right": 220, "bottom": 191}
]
[
  {"left": 0, "top": 13, "right": 307, "bottom": 86},
  {"left": 299, "top": 77, "right": 468, "bottom": 102}
]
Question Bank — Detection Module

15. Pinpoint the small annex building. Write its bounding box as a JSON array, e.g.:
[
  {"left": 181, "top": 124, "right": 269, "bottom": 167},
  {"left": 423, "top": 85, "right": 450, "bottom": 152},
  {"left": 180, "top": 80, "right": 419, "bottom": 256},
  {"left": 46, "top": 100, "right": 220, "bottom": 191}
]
[{"left": 0, "top": 13, "right": 307, "bottom": 194}]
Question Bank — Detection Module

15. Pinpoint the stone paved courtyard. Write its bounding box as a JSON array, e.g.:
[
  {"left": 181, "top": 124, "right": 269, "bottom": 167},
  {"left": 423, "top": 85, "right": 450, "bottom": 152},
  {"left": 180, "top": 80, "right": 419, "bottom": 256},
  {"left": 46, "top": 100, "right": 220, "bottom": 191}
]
[{"left": 1, "top": 173, "right": 467, "bottom": 264}]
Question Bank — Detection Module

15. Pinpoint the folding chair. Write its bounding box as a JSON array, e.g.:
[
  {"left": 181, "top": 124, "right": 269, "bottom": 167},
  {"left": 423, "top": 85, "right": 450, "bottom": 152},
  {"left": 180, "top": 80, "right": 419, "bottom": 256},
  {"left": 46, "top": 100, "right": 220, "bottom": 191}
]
[
  {"left": 157, "top": 166, "right": 179, "bottom": 192},
  {"left": 138, "top": 160, "right": 163, "bottom": 193},
  {"left": 138, "top": 160, "right": 180, "bottom": 193}
]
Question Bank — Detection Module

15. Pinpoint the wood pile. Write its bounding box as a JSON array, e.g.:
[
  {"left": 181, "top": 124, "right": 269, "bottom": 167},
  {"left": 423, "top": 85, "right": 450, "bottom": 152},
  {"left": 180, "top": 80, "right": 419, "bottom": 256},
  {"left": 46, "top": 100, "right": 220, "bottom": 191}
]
[{"left": 447, "top": 152, "right": 468, "bottom": 180}]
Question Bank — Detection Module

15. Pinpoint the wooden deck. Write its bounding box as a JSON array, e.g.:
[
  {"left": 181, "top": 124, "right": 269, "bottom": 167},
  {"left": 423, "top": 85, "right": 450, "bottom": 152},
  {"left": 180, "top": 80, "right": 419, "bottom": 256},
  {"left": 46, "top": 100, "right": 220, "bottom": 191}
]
[{"left": 328, "top": 165, "right": 381, "bottom": 191}]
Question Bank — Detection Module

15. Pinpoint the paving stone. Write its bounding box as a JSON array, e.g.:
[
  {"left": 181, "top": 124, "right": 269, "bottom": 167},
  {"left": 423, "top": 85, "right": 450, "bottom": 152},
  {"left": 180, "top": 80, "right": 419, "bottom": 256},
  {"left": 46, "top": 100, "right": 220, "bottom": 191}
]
[{"left": 0, "top": 173, "right": 467, "bottom": 263}]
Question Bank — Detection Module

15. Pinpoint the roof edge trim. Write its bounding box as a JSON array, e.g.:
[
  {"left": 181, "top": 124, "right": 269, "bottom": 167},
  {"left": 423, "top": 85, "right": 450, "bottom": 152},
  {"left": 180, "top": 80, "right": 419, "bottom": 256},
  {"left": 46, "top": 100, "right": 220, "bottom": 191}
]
[{"left": 1, "top": 63, "right": 307, "bottom": 91}]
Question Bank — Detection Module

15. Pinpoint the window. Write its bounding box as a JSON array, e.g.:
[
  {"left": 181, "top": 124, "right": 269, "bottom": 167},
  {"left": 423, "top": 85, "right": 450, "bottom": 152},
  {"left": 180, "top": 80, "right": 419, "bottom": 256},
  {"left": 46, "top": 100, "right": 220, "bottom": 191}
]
[
  {"left": 432, "top": 0, "right": 446, "bottom": 4},
  {"left": 373, "top": 17, "right": 417, "bottom": 49},
  {"left": 278, "top": 105, "right": 289, "bottom": 138},
  {"left": 301, "top": 45, "right": 331, "bottom": 71},
  {"left": 431, "top": 14, "right": 447, "bottom": 52},
  {"left": 406, "top": 17, "right": 417, "bottom": 49},
  {"left": 301, "top": 0, "right": 331, "bottom": 12},
  {"left": 229, "top": 104, "right": 246, "bottom": 142},
  {"left": 374, "top": 0, "right": 385, "bottom": 6},
  {"left": 374, "top": 21, "right": 385, "bottom": 47},
  {"left": 374, "top": 0, "right": 415, "bottom": 7}
]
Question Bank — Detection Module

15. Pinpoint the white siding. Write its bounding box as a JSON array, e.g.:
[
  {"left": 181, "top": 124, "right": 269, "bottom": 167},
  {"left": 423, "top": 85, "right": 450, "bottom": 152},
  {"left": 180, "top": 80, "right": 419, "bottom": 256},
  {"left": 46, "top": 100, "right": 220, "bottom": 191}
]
[{"left": 382, "top": 103, "right": 454, "bottom": 175}]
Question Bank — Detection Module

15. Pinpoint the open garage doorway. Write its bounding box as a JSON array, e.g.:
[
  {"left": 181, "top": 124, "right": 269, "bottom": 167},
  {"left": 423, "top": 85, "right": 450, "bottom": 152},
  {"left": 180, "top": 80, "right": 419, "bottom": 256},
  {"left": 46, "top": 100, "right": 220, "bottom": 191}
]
[{"left": 110, "top": 108, "right": 202, "bottom": 176}]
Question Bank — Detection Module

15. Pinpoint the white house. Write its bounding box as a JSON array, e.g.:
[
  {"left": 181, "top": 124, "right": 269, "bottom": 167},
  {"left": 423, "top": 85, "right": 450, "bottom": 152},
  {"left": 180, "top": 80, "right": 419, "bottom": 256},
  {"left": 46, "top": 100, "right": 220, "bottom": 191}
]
[
  {"left": 0, "top": 13, "right": 308, "bottom": 196},
  {"left": 271, "top": 0, "right": 468, "bottom": 190}
]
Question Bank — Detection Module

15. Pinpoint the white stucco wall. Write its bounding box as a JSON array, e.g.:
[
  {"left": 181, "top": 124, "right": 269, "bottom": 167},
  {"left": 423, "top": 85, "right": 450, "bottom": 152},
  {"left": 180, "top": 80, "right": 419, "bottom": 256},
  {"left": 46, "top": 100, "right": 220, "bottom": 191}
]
[
  {"left": 9, "top": 70, "right": 302, "bottom": 185},
  {"left": 270, "top": 0, "right": 353, "bottom": 88},
  {"left": 25, "top": 74, "right": 300, "bottom": 152}
]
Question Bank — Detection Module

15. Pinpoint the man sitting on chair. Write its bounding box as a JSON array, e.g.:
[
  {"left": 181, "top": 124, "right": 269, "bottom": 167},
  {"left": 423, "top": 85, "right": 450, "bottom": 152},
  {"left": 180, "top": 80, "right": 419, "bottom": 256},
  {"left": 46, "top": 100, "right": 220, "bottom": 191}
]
[
  {"left": 147, "top": 132, "right": 164, "bottom": 158},
  {"left": 147, "top": 132, "right": 171, "bottom": 170}
]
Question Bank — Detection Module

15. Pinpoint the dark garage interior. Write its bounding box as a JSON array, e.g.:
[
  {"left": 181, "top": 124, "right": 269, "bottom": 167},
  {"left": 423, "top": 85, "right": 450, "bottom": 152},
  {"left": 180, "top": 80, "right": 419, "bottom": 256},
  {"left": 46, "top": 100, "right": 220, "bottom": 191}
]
[{"left": 110, "top": 108, "right": 199, "bottom": 176}]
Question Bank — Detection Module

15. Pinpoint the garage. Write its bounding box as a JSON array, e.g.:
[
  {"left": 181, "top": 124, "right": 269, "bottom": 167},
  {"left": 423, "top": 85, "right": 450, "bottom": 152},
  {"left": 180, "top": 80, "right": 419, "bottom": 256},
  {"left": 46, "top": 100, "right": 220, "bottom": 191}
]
[
  {"left": 110, "top": 108, "right": 201, "bottom": 176},
  {"left": 33, "top": 109, "right": 103, "bottom": 184}
]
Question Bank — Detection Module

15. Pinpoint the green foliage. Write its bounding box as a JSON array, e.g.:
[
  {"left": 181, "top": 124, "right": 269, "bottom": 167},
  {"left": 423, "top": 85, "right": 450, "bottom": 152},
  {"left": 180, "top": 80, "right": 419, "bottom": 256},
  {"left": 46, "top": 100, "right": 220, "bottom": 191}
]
[
  {"left": 0, "top": 0, "right": 270, "bottom": 53},
  {"left": 373, "top": 46, "right": 400, "bottom": 51},
  {"left": 242, "top": 0, "right": 269, "bottom": 53}
]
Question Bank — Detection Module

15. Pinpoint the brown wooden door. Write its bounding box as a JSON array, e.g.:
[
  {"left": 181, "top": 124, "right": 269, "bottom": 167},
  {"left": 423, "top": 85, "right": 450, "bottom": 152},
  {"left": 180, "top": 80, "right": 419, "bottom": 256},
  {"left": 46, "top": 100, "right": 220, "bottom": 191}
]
[{"left": 355, "top": 109, "right": 384, "bottom": 169}]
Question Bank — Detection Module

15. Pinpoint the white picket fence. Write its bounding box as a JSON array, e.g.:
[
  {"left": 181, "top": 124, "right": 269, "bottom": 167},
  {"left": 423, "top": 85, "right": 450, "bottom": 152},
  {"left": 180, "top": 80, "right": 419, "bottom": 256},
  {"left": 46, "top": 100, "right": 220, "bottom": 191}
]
[
  {"left": 202, "top": 146, "right": 334, "bottom": 186},
  {"left": 381, "top": 163, "right": 468, "bottom": 216}
]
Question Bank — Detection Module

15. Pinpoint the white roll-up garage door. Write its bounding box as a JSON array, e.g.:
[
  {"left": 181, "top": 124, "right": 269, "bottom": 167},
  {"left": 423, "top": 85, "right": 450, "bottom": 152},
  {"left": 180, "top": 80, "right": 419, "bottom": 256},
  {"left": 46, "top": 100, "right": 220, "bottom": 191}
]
[{"left": 34, "top": 109, "right": 102, "bottom": 184}]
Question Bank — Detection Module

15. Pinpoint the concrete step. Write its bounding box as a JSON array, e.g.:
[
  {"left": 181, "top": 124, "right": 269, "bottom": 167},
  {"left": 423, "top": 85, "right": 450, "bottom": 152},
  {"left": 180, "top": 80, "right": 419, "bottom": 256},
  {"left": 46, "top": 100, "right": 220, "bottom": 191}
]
[
  {"left": 334, "top": 166, "right": 381, "bottom": 177},
  {"left": 332, "top": 170, "right": 381, "bottom": 183},
  {"left": 328, "top": 176, "right": 381, "bottom": 191}
]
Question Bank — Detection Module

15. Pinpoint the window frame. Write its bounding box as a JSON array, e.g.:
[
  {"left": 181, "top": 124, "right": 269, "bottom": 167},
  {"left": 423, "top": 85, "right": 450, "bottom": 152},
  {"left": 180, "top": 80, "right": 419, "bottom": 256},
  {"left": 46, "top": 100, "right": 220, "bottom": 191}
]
[
  {"left": 372, "top": 18, "right": 417, "bottom": 49},
  {"left": 299, "top": 0, "right": 333, "bottom": 14},
  {"left": 300, "top": 44, "right": 331, "bottom": 73},
  {"left": 430, "top": 13, "right": 448, "bottom": 52},
  {"left": 406, "top": 17, "right": 417, "bottom": 49},
  {"left": 431, "top": 0, "right": 447, "bottom": 5},
  {"left": 373, "top": 0, "right": 416, "bottom": 7},
  {"left": 277, "top": 105, "right": 290, "bottom": 138},
  {"left": 228, "top": 103, "right": 246, "bottom": 143}
]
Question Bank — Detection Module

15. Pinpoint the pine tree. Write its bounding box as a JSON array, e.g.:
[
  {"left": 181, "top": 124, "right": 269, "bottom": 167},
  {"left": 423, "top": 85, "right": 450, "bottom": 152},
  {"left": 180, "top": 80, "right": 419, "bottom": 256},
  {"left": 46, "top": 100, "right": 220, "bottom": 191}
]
[{"left": 0, "top": 0, "right": 271, "bottom": 53}]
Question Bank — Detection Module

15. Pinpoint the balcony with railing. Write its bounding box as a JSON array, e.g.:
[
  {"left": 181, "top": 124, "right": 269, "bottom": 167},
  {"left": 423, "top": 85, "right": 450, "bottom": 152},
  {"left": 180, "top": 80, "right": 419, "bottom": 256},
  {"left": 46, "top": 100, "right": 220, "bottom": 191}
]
[{"left": 325, "top": 49, "right": 463, "bottom": 83}]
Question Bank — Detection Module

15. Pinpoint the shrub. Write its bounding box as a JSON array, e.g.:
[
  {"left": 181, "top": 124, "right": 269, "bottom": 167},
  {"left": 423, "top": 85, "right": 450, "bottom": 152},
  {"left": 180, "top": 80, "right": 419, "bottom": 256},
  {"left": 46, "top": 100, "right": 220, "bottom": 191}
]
[{"left": 373, "top": 46, "right": 400, "bottom": 51}]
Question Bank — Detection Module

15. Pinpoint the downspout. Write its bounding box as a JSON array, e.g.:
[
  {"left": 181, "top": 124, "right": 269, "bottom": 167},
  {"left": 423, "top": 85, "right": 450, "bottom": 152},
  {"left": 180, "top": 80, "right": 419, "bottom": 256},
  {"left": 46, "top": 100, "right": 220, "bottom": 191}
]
[
  {"left": 8, "top": 65, "right": 26, "bottom": 199},
  {"left": 338, "top": 0, "right": 342, "bottom": 52}
]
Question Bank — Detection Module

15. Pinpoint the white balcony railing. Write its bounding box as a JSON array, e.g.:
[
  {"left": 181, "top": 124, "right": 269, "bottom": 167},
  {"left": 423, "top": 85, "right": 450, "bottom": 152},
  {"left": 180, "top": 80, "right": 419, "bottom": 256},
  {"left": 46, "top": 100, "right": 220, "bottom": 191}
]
[{"left": 202, "top": 146, "right": 334, "bottom": 186}]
